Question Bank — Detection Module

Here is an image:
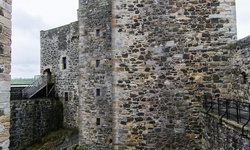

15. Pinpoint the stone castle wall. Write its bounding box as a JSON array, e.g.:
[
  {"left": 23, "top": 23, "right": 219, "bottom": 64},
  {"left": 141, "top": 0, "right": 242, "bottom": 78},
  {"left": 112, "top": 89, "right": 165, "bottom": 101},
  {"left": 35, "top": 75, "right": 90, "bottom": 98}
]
[
  {"left": 111, "top": 0, "right": 236, "bottom": 149},
  {"left": 9, "top": 98, "right": 63, "bottom": 150},
  {"left": 202, "top": 114, "right": 250, "bottom": 150},
  {"left": 40, "top": 21, "right": 79, "bottom": 128},
  {"left": 78, "top": 0, "right": 113, "bottom": 149},
  {"left": 0, "top": 0, "right": 11, "bottom": 149},
  {"left": 39, "top": 0, "right": 250, "bottom": 149},
  {"left": 230, "top": 36, "right": 250, "bottom": 103}
]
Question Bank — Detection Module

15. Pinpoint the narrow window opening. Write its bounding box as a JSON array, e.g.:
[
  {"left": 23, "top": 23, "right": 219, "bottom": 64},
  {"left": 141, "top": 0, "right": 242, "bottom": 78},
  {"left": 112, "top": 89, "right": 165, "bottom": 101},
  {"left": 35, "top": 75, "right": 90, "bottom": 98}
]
[
  {"left": 96, "top": 60, "right": 100, "bottom": 67},
  {"left": 96, "top": 89, "right": 101, "bottom": 96},
  {"left": 0, "top": 43, "right": 3, "bottom": 54},
  {"left": 0, "top": 67, "right": 4, "bottom": 73},
  {"left": 96, "top": 118, "right": 100, "bottom": 126},
  {"left": 0, "top": 25, "right": 3, "bottom": 34},
  {"left": 62, "top": 57, "right": 67, "bottom": 69},
  {"left": 109, "top": 139, "right": 113, "bottom": 144},
  {"left": 0, "top": 9, "right": 4, "bottom": 16},
  {"left": 240, "top": 72, "right": 247, "bottom": 84},
  {"left": 102, "top": 32, "right": 106, "bottom": 38},
  {"left": 65, "top": 92, "right": 69, "bottom": 101},
  {"left": 96, "top": 29, "right": 100, "bottom": 37}
]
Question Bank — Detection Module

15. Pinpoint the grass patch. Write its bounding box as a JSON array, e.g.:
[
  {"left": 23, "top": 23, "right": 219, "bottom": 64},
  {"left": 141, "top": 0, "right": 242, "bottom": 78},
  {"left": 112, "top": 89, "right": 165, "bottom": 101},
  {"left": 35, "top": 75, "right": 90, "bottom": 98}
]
[{"left": 27, "top": 128, "right": 78, "bottom": 150}]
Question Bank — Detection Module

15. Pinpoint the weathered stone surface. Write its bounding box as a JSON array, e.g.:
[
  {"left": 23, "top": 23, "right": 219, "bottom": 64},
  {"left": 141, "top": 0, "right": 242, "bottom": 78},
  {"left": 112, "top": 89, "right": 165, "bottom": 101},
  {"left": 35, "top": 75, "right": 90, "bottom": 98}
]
[
  {"left": 9, "top": 98, "right": 63, "bottom": 150},
  {"left": 78, "top": 1, "right": 113, "bottom": 149},
  {"left": 39, "top": 0, "right": 250, "bottom": 149},
  {"left": 111, "top": 0, "right": 236, "bottom": 149},
  {"left": 0, "top": 0, "right": 11, "bottom": 149},
  {"left": 40, "top": 22, "right": 79, "bottom": 128}
]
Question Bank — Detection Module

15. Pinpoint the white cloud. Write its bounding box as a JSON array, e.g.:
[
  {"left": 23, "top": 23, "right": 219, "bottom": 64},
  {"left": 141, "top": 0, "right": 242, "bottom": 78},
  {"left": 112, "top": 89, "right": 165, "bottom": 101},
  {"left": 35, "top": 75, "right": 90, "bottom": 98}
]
[
  {"left": 10, "top": 1, "right": 250, "bottom": 78},
  {"left": 236, "top": 1, "right": 250, "bottom": 39},
  {"left": 11, "top": 0, "right": 78, "bottom": 78}
]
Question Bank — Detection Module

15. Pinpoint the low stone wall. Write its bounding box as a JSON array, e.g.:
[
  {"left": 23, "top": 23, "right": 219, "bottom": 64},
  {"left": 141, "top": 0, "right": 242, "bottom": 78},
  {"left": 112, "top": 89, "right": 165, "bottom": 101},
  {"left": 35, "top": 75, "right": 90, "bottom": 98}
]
[
  {"left": 202, "top": 113, "right": 250, "bottom": 149},
  {"left": 10, "top": 86, "right": 26, "bottom": 100},
  {"left": 9, "top": 98, "right": 63, "bottom": 150}
]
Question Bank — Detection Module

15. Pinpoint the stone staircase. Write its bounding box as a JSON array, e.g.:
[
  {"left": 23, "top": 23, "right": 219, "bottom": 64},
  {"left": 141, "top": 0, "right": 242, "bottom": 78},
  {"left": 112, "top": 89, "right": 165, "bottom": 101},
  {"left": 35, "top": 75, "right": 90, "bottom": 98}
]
[{"left": 22, "top": 75, "right": 51, "bottom": 99}]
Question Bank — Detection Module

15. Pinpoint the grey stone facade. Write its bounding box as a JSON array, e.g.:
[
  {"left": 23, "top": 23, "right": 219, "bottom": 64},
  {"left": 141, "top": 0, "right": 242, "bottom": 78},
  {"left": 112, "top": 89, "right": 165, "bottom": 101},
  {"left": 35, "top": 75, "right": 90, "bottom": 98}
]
[
  {"left": 110, "top": 0, "right": 236, "bottom": 149},
  {"left": 9, "top": 98, "right": 63, "bottom": 150},
  {"left": 0, "top": 0, "right": 11, "bottom": 149},
  {"left": 39, "top": 0, "right": 250, "bottom": 149},
  {"left": 78, "top": 1, "right": 113, "bottom": 149},
  {"left": 40, "top": 21, "right": 79, "bottom": 128}
]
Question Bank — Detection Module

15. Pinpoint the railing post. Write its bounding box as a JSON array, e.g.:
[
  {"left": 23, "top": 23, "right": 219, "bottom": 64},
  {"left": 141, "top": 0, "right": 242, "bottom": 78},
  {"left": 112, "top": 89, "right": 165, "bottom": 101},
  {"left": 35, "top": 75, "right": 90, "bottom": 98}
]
[
  {"left": 226, "top": 99, "right": 229, "bottom": 119},
  {"left": 236, "top": 101, "right": 239, "bottom": 124},
  {"left": 217, "top": 97, "right": 221, "bottom": 116},
  {"left": 203, "top": 96, "right": 207, "bottom": 109},
  {"left": 242, "top": 103, "right": 250, "bottom": 136}
]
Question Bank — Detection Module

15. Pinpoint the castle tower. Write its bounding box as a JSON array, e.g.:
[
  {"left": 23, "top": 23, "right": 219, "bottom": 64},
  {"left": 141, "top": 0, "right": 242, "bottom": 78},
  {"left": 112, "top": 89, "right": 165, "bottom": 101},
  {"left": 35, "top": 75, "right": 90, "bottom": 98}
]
[
  {"left": 78, "top": 0, "right": 237, "bottom": 149},
  {"left": 78, "top": 0, "right": 113, "bottom": 149}
]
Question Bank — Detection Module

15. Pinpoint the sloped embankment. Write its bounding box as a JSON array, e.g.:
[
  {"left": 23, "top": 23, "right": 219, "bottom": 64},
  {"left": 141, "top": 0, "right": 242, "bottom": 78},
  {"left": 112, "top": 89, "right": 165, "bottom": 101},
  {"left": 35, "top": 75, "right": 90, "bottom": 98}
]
[{"left": 27, "top": 128, "right": 78, "bottom": 150}]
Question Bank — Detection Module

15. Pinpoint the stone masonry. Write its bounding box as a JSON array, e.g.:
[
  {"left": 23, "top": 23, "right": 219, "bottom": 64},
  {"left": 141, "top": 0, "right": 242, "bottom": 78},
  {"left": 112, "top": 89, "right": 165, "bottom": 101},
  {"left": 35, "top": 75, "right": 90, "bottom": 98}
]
[
  {"left": 78, "top": 0, "right": 113, "bottom": 149},
  {"left": 39, "top": 0, "right": 250, "bottom": 149},
  {"left": 0, "top": 0, "right": 11, "bottom": 149},
  {"left": 110, "top": 0, "right": 236, "bottom": 149},
  {"left": 9, "top": 98, "right": 63, "bottom": 150},
  {"left": 40, "top": 22, "right": 79, "bottom": 128}
]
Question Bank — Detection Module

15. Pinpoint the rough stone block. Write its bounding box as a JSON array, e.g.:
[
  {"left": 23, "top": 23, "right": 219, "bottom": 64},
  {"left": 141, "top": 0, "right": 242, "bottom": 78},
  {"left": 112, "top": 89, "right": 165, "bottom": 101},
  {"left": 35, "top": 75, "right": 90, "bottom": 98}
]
[
  {"left": 0, "top": 81, "right": 10, "bottom": 92},
  {"left": 0, "top": 92, "right": 9, "bottom": 103},
  {"left": 0, "top": 0, "right": 11, "bottom": 13}
]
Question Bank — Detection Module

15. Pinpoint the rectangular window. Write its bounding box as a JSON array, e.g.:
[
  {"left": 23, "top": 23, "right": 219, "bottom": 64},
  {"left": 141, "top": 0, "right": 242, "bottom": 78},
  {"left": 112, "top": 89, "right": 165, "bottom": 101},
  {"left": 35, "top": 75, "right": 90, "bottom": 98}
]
[
  {"left": 96, "top": 118, "right": 100, "bottom": 126},
  {"left": 96, "top": 89, "right": 101, "bottom": 96},
  {"left": 0, "top": 43, "right": 3, "bottom": 54},
  {"left": 96, "top": 60, "right": 100, "bottom": 67},
  {"left": 65, "top": 92, "right": 69, "bottom": 101},
  {"left": 96, "top": 29, "right": 100, "bottom": 37},
  {"left": 62, "top": 57, "right": 67, "bottom": 69}
]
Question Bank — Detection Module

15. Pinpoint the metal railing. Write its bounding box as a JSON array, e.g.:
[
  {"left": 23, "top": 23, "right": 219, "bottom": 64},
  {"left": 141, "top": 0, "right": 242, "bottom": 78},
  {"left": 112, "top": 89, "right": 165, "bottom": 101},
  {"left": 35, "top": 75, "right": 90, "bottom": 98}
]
[
  {"left": 202, "top": 96, "right": 250, "bottom": 135},
  {"left": 22, "top": 75, "right": 47, "bottom": 99}
]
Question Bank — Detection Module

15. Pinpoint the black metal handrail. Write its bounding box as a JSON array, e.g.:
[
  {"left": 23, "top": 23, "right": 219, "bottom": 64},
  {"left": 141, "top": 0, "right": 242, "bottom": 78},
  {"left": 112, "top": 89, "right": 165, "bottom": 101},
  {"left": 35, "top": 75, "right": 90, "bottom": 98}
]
[
  {"left": 22, "top": 75, "right": 47, "bottom": 98},
  {"left": 202, "top": 96, "right": 250, "bottom": 135}
]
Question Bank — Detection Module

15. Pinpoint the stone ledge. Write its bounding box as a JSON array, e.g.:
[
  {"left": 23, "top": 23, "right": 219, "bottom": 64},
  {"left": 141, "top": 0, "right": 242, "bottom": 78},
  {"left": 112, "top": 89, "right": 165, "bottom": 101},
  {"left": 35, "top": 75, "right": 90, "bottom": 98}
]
[{"left": 201, "top": 110, "right": 250, "bottom": 133}]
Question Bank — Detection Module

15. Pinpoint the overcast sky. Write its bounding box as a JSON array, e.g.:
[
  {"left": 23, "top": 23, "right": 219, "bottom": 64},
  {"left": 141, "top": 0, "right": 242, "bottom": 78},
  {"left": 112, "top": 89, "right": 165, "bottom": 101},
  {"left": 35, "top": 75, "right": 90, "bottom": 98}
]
[{"left": 11, "top": 1, "right": 250, "bottom": 78}]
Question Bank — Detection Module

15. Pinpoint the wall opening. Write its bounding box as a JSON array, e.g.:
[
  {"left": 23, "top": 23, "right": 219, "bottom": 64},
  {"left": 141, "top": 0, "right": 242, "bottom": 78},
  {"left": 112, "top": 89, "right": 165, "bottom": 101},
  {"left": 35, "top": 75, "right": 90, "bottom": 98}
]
[
  {"left": 0, "top": 67, "right": 4, "bottom": 73},
  {"left": 96, "top": 118, "right": 100, "bottom": 126},
  {"left": 62, "top": 57, "right": 67, "bottom": 70},
  {"left": 65, "top": 92, "right": 69, "bottom": 101},
  {"left": 0, "top": 25, "right": 3, "bottom": 34},
  {"left": 96, "top": 89, "right": 101, "bottom": 96},
  {"left": 0, "top": 9, "right": 3, "bottom": 16},
  {"left": 96, "top": 60, "right": 100, "bottom": 67},
  {"left": 0, "top": 43, "right": 3, "bottom": 54},
  {"left": 96, "top": 29, "right": 100, "bottom": 37}
]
